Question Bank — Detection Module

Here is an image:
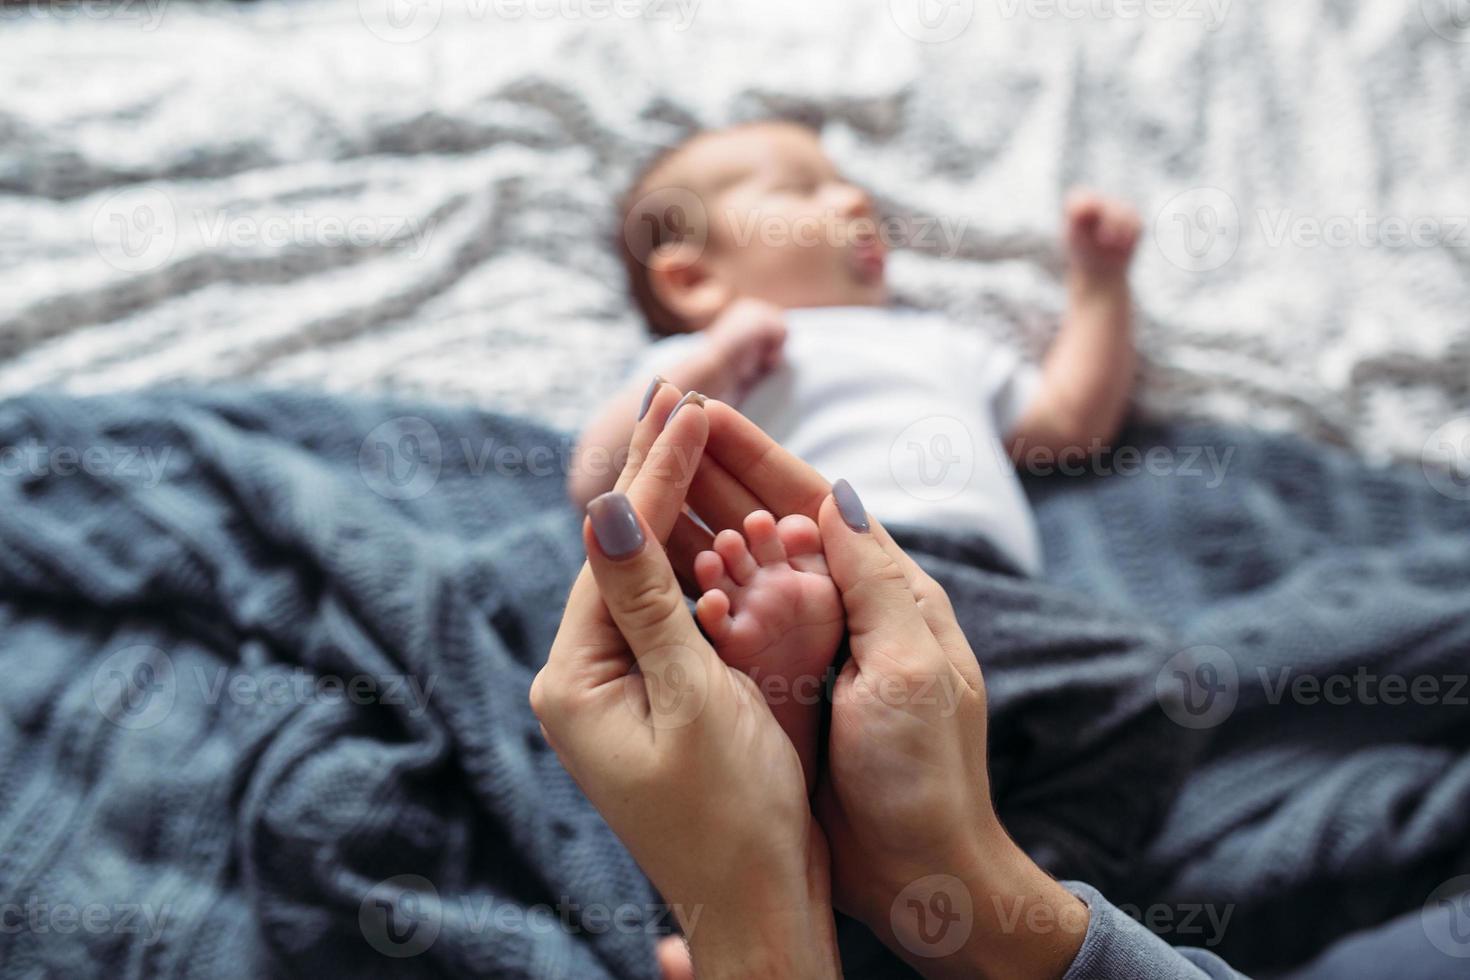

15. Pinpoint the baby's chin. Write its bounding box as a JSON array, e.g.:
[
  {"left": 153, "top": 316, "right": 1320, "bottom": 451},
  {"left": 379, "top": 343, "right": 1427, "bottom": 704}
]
[
  {"left": 780, "top": 289, "right": 888, "bottom": 311},
  {"left": 787, "top": 274, "right": 889, "bottom": 310}
]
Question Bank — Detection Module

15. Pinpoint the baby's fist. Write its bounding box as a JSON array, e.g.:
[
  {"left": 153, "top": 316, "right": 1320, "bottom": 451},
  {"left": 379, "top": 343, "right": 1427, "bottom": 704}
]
[
  {"left": 707, "top": 298, "right": 787, "bottom": 397},
  {"left": 1065, "top": 190, "right": 1141, "bottom": 279}
]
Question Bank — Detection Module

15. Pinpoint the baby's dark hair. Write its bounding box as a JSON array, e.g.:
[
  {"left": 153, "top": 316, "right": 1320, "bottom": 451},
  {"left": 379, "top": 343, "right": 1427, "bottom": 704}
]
[{"left": 616, "top": 137, "right": 700, "bottom": 338}]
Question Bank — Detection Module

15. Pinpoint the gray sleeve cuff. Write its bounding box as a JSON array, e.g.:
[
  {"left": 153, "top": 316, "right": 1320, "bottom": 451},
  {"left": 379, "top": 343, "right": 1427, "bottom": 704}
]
[{"left": 1060, "top": 882, "right": 1243, "bottom": 980}]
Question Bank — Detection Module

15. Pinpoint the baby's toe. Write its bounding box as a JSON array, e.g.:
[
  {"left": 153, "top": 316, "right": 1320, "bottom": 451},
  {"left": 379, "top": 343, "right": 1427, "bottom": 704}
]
[
  {"left": 694, "top": 550, "right": 736, "bottom": 595},
  {"left": 714, "top": 528, "right": 759, "bottom": 585},
  {"left": 775, "top": 513, "right": 822, "bottom": 557},
  {"left": 776, "top": 514, "right": 829, "bottom": 576},
  {"left": 695, "top": 589, "right": 734, "bottom": 645},
  {"left": 743, "top": 510, "right": 787, "bottom": 566}
]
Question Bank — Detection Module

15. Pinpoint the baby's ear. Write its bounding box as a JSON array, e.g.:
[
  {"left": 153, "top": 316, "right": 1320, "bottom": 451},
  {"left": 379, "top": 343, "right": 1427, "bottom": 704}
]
[{"left": 648, "top": 242, "right": 730, "bottom": 329}]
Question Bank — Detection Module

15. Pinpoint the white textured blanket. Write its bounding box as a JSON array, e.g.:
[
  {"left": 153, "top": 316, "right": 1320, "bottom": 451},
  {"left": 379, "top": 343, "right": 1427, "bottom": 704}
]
[{"left": 2, "top": 0, "right": 1467, "bottom": 463}]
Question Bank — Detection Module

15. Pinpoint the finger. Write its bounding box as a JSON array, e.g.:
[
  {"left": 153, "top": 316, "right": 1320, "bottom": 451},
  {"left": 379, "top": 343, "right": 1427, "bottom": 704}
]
[
  {"left": 617, "top": 388, "right": 709, "bottom": 545},
  {"left": 817, "top": 480, "right": 943, "bottom": 672},
  {"left": 686, "top": 449, "right": 766, "bottom": 534},
  {"left": 713, "top": 528, "right": 759, "bottom": 586},
  {"left": 1064, "top": 188, "right": 1101, "bottom": 221},
  {"left": 1100, "top": 209, "right": 1130, "bottom": 247},
  {"left": 861, "top": 508, "right": 982, "bottom": 687},
  {"left": 539, "top": 393, "right": 710, "bottom": 730},
  {"left": 743, "top": 510, "right": 786, "bottom": 565},
  {"left": 584, "top": 491, "right": 714, "bottom": 694},
  {"left": 615, "top": 377, "right": 683, "bottom": 493},
  {"left": 699, "top": 399, "right": 831, "bottom": 521}
]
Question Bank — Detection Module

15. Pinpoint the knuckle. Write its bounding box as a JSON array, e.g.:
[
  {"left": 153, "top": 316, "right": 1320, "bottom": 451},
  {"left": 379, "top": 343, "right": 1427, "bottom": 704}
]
[
  {"left": 841, "top": 557, "right": 911, "bottom": 610},
  {"left": 618, "top": 578, "right": 684, "bottom": 635},
  {"left": 528, "top": 671, "right": 556, "bottom": 721},
  {"left": 913, "top": 571, "right": 952, "bottom": 610}
]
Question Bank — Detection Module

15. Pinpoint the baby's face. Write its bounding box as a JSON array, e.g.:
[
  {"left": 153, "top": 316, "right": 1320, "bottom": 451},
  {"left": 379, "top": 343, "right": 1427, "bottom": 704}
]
[{"left": 670, "top": 123, "right": 888, "bottom": 317}]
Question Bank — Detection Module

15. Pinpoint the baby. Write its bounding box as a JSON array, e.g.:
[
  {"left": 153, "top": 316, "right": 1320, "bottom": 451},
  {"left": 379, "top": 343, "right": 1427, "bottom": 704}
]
[{"left": 575, "top": 120, "right": 1139, "bottom": 786}]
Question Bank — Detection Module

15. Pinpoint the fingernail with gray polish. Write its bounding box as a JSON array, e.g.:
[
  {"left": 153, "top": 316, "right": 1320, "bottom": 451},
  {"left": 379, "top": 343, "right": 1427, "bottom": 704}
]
[
  {"left": 666, "top": 390, "right": 706, "bottom": 424},
  {"left": 637, "top": 375, "right": 665, "bottom": 421},
  {"left": 833, "top": 479, "right": 869, "bottom": 532},
  {"left": 587, "top": 491, "right": 645, "bottom": 559}
]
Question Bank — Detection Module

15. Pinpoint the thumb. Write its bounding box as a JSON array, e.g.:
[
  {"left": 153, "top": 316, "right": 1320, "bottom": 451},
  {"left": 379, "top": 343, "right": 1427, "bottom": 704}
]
[
  {"left": 817, "top": 480, "right": 937, "bottom": 668},
  {"left": 585, "top": 491, "right": 714, "bottom": 723}
]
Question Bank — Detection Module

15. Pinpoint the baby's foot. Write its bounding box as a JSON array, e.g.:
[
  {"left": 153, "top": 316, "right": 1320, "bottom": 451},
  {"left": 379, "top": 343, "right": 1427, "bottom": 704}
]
[{"left": 694, "top": 510, "right": 844, "bottom": 790}]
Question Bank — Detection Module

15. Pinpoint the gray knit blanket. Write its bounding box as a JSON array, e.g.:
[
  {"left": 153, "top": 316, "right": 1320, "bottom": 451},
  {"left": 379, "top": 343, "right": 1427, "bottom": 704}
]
[
  {"left": 0, "top": 391, "right": 1466, "bottom": 978},
  {"left": 1028, "top": 423, "right": 1470, "bottom": 974}
]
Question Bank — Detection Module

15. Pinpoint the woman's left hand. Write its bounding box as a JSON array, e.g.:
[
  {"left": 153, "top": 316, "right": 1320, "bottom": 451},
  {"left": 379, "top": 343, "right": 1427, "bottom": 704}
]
[{"left": 530, "top": 384, "right": 840, "bottom": 979}]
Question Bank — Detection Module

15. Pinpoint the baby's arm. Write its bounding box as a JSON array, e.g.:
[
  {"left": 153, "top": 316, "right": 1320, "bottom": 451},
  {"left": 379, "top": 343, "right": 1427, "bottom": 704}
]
[
  {"left": 568, "top": 300, "right": 786, "bottom": 509},
  {"left": 1007, "top": 191, "right": 1140, "bottom": 462}
]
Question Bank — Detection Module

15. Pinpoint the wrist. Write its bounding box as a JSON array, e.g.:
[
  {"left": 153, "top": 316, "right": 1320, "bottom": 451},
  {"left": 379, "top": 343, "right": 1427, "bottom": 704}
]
[
  {"left": 685, "top": 828, "right": 841, "bottom": 980},
  {"left": 1066, "top": 265, "right": 1130, "bottom": 307},
  {"left": 874, "top": 826, "right": 1089, "bottom": 980}
]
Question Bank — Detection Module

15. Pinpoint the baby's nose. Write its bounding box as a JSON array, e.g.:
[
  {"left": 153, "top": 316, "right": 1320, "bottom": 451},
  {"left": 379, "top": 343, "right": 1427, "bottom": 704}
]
[{"left": 833, "top": 182, "right": 874, "bottom": 219}]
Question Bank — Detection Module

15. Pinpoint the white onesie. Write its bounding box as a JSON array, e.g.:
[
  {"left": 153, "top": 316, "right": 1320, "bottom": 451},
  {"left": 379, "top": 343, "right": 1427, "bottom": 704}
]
[{"left": 632, "top": 306, "right": 1044, "bottom": 576}]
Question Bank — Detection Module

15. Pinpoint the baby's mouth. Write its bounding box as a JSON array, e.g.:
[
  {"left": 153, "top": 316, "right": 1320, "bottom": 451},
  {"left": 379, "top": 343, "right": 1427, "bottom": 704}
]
[{"left": 850, "top": 231, "right": 887, "bottom": 282}]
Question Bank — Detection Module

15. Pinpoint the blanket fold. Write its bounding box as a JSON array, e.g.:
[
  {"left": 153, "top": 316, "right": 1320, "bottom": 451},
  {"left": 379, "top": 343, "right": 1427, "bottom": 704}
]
[{"left": 1, "top": 393, "right": 1467, "bottom": 978}]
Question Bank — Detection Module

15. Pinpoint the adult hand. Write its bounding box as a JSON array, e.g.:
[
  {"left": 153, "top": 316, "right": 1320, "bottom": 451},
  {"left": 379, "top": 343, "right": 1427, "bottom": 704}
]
[
  {"left": 676, "top": 391, "right": 1090, "bottom": 980},
  {"left": 530, "top": 385, "right": 839, "bottom": 980}
]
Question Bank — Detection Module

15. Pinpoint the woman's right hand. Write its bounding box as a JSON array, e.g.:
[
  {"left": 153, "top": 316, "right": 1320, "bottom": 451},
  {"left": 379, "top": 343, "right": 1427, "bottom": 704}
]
[
  {"left": 811, "top": 483, "right": 1088, "bottom": 978},
  {"left": 681, "top": 397, "right": 1091, "bottom": 980}
]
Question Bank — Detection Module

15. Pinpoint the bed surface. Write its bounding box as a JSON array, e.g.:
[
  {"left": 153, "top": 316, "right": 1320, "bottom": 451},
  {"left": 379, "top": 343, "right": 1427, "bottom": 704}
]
[{"left": 2, "top": 0, "right": 1467, "bottom": 463}]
